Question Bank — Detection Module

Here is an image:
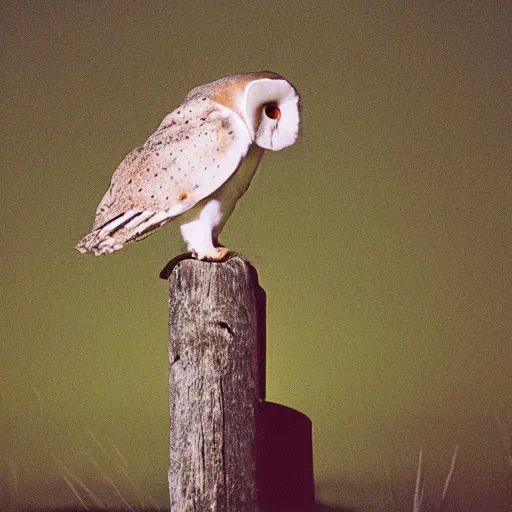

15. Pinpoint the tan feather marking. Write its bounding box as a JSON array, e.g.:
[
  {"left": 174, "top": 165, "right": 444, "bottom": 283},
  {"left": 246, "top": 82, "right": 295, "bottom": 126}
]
[{"left": 210, "top": 88, "right": 237, "bottom": 112}]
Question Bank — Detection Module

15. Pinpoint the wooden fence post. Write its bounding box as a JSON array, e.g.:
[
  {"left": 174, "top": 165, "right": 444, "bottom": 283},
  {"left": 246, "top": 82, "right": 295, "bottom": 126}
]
[
  {"left": 167, "top": 254, "right": 264, "bottom": 511},
  {"left": 164, "top": 253, "right": 315, "bottom": 512}
]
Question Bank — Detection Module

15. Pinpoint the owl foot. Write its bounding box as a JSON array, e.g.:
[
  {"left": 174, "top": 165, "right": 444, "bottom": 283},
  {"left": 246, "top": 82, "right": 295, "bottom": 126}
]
[{"left": 195, "top": 246, "right": 230, "bottom": 262}]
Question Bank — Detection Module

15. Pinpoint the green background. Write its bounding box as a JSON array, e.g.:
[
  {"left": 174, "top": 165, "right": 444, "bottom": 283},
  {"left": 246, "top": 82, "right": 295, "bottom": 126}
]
[{"left": 1, "top": 1, "right": 510, "bottom": 510}]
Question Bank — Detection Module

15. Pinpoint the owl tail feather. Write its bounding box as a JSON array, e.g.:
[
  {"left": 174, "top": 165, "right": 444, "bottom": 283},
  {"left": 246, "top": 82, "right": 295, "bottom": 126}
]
[{"left": 76, "top": 209, "right": 175, "bottom": 255}]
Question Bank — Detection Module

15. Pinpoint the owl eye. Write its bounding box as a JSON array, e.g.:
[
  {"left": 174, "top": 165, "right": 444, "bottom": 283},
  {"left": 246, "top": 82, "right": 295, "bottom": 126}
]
[{"left": 264, "top": 104, "right": 281, "bottom": 120}]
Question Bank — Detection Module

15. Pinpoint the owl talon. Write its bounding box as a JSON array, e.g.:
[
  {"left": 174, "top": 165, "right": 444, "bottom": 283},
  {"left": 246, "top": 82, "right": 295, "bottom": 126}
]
[{"left": 194, "top": 247, "right": 230, "bottom": 262}]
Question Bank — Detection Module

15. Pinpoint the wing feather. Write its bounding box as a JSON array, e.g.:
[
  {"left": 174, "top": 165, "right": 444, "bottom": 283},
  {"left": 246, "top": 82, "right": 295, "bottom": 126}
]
[{"left": 76, "top": 98, "right": 251, "bottom": 255}]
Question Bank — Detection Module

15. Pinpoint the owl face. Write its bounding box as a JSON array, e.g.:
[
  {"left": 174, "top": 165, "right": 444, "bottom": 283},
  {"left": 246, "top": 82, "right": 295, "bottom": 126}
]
[{"left": 240, "top": 76, "right": 300, "bottom": 150}]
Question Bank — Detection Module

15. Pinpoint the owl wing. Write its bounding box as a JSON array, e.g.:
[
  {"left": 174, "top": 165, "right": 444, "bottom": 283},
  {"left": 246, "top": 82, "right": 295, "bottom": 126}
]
[{"left": 76, "top": 98, "right": 252, "bottom": 255}]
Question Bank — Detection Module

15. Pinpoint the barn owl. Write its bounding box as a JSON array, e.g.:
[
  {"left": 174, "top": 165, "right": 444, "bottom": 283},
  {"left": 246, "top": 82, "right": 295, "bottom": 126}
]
[{"left": 76, "top": 71, "right": 300, "bottom": 260}]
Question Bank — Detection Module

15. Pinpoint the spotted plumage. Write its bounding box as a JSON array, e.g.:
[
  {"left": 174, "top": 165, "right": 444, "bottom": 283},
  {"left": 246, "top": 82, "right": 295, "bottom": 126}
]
[{"left": 76, "top": 71, "right": 300, "bottom": 260}]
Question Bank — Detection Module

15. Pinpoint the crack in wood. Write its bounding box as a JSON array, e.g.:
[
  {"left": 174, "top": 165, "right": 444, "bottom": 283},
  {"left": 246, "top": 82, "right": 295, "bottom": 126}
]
[{"left": 218, "top": 320, "right": 234, "bottom": 336}]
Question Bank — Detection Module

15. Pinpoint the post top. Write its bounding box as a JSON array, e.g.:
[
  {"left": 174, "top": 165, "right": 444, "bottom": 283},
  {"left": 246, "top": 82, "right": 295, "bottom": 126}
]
[{"left": 160, "top": 252, "right": 253, "bottom": 280}]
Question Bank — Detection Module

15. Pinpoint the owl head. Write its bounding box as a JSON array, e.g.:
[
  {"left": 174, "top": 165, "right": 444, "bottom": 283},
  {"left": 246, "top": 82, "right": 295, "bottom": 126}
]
[{"left": 185, "top": 71, "right": 301, "bottom": 151}]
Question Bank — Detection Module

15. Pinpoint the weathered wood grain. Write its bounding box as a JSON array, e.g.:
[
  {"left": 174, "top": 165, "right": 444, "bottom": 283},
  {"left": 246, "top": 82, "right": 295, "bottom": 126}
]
[{"left": 167, "top": 254, "right": 265, "bottom": 512}]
